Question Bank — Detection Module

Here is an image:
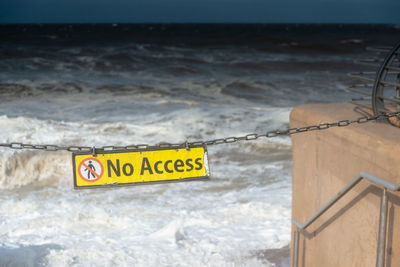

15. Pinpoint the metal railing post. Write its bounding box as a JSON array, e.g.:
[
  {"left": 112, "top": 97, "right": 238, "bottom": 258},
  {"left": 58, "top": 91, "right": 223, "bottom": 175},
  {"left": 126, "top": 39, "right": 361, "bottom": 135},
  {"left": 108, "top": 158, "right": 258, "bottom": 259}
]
[
  {"left": 376, "top": 188, "right": 388, "bottom": 267},
  {"left": 292, "top": 229, "right": 299, "bottom": 267},
  {"left": 292, "top": 172, "right": 400, "bottom": 266}
]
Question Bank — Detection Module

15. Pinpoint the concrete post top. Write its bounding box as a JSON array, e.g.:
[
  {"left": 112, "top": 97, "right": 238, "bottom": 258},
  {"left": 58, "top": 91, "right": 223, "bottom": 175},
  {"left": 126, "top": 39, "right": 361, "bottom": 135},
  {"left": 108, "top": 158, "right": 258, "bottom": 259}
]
[{"left": 290, "top": 103, "right": 400, "bottom": 145}]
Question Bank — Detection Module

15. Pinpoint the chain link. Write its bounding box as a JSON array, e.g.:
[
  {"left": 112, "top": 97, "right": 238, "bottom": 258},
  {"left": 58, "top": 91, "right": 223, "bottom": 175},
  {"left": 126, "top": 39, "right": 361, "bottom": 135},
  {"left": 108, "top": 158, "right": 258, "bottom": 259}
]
[{"left": 2, "top": 111, "right": 399, "bottom": 153}]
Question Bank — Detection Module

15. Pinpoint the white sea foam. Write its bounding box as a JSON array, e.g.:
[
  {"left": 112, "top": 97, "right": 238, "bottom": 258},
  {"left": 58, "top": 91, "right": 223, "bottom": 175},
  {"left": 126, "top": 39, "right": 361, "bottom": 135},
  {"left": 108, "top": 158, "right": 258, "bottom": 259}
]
[{"left": 0, "top": 97, "right": 292, "bottom": 266}]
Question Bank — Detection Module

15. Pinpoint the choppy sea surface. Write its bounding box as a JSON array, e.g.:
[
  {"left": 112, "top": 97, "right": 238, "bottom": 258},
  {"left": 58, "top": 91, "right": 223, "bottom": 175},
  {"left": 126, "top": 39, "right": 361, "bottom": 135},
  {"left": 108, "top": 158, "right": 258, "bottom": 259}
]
[{"left": 0, "top": 24, "right": 399, "bottom": 266}]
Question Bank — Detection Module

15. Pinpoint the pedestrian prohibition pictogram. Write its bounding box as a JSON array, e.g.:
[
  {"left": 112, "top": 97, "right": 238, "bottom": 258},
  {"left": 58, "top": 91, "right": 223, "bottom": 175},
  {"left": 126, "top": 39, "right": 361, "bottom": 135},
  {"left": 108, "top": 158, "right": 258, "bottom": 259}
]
[{"left": 78, "top": 157, "right": 104, "bottom": 182}]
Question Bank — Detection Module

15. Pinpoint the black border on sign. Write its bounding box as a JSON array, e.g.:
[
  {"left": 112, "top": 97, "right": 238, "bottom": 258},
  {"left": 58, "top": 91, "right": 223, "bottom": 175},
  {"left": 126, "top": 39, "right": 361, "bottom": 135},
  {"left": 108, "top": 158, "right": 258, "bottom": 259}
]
[{"left": 72, "top": 145, "right": 210, "bottom": 189}]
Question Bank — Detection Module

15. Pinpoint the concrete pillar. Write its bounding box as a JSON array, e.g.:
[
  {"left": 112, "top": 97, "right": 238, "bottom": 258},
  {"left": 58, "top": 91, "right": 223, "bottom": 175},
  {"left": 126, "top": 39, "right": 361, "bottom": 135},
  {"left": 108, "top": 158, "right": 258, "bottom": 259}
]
[{"left": 290, "top": 103, "right": 400, "bottom": 267}]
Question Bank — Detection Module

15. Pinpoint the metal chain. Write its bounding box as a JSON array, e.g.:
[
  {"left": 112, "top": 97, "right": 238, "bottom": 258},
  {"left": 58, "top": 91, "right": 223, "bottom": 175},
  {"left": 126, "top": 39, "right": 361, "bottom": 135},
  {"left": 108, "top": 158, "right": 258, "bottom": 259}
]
[{"left": 1, "top": 111, "right": 399, "bottom": 153}]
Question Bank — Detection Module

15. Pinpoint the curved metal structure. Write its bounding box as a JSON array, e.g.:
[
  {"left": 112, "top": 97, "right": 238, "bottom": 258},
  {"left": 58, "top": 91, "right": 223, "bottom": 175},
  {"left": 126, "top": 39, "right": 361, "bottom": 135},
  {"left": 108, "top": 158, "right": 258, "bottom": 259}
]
[
  {"left": 372, "top": 42, "right": 400, "bottom": 126},
  {"left": 349, "top": 41, "right": 400, "bottom": 127}
]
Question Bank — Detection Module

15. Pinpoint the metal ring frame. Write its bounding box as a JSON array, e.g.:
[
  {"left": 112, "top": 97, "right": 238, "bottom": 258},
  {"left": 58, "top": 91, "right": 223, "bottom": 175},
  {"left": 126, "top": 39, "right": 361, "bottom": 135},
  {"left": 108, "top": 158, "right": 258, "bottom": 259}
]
[{"left": 349, "top": 41, "right": 400, "bottom": 127}]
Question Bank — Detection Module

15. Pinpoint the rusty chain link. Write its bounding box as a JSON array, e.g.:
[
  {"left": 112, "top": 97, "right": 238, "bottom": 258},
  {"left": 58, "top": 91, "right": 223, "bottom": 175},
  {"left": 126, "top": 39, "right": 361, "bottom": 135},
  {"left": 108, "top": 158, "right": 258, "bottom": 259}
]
[{"left": 0, "top": 111, "right": 399, "bottom": 153}]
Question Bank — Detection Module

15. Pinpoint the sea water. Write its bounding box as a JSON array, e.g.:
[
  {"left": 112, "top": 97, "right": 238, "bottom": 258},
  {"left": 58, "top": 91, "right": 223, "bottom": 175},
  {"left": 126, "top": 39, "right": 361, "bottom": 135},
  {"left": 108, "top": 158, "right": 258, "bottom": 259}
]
[{"left": 0, "top": 24, "right": 398, "bottom": 266}]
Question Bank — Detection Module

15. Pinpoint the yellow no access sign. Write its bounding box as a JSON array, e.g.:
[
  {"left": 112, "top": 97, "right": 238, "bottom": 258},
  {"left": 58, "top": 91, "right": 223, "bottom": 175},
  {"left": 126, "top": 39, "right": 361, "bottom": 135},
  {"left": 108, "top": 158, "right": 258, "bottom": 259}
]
[{"left": 72, "top": 145, "right": 210, "bottom": 189}]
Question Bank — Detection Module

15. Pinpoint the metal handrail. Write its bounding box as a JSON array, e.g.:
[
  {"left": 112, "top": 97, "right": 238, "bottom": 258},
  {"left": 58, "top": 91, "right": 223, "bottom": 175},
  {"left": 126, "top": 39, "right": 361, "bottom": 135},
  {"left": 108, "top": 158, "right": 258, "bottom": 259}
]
[{"left": 291, "top": 171, "right": 400, "bottom": 267}]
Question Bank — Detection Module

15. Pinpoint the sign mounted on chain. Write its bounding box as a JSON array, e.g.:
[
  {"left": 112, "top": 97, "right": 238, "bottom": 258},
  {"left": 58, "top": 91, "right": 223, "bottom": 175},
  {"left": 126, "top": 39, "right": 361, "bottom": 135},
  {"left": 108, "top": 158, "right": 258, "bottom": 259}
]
[{"left": 72, "top": 145, "right": 210, "bottom": 189}]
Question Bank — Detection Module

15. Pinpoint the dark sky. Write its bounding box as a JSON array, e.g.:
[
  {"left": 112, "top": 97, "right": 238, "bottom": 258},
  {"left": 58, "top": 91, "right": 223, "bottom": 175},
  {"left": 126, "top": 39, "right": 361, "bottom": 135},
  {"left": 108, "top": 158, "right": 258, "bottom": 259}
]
[{"left": 1, "top": 0, "right": 399, "bottom": 24}]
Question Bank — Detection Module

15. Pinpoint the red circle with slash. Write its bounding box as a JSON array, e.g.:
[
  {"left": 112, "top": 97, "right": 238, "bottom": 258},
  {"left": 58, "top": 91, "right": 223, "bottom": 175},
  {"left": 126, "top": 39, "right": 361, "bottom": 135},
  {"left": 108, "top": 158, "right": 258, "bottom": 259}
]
[{"left": 78, "top": 157, "right": 104, "bottom": 182}]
